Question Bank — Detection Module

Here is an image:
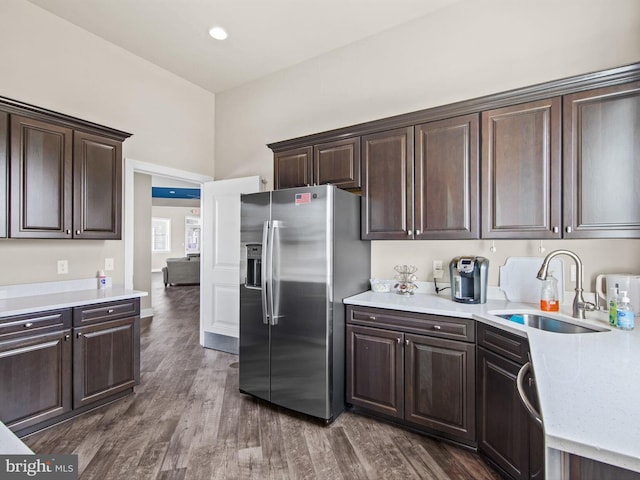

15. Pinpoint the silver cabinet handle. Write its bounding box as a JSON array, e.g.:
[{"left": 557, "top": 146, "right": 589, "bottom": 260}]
[
  {"left": 397, "top": 337, "right": 401, "bottom": 344},
  {"left": 108, "top": 309, "right": 115, "bottom": 314},
  {"left": 552, "top": 226, "right": 559, "bottom": 233},
  {"left": 415, "top": 229, "right": 421, "bottom": 235},
  {"left": 405, "top": 339, "right": 409, "bottom": 345},
  {"left": 407, "top": 230, "right": 413, "bottom": 236},
  {"left": 433, "top": 325, "right": 441, "bottom": 330},
  {"left": 566, "top": 226, "right": 573, "bottom": 233},
  {"left": 24, "top": 322, "right": 33, "bottom": 328},
  {"left": 369, "top": 316, "right": 376, "bottom": 321},
  {"left": 76, "top": 230, "right": 81, "bottom": 235},
  {"left": 64, "top": 334, "right": 70, "bottom": 341},
  {"left": 517, "top": 362, "right": 543, "bottom": 426},
  {"left": 66, "top": 229, "right": 71, "bottom": 235},
  {"left": 76, "top": 332, "right": 83, "bottom": 338}
]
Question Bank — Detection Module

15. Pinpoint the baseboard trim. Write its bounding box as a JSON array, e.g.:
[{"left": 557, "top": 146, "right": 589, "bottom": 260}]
[
  {"left": 204, "top": 332, "right": 238, "bottom": 354},
  {"left": 140, "top": 308, "right": 154, "bottom": 319}
]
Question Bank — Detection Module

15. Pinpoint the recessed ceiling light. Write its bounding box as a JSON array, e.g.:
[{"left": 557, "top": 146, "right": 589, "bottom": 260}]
[{"left": 208, "top": 26, "right": 228, "bottom": 41}]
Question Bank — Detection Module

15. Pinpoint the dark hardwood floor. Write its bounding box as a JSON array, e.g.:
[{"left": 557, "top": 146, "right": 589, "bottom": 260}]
[{"left": 23, "top": 273, "right": 502, "bottom": 479}]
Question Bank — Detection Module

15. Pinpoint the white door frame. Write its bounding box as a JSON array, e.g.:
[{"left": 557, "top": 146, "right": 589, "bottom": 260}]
[{"left": 123, "top": 158, "right": 213, "bottom": 307}]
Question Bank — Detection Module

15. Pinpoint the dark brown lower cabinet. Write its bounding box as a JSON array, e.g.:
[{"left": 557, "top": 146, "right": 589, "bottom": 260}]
[
  {"left": 0, "top": 330, "right": 72, "bottom": 432},
  {"left": 477, "top": 323, "right": 544, "bottom": 480},
  {"left": 346, "top": 324, "right": 403, "bottom": 418},
  {"left": 346, "top": 306, "right": 476, "bottom": 446},
  {"left": 73, "top": 317, "right": 137, "bottom": 408},
  {"left": 405, "top": 334, "right": 475, "bottom": 442},
  {"left": 478, "top": 346, "right": 530, "bottom": 479},
  {"left": 0, "top": 297, "right": 140, "bottom": 436},
  {"left": 569, "top": 454, "right": 640, "bottom": 480}
]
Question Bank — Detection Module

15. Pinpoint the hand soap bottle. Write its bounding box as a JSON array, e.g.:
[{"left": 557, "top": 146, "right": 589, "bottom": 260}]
[
  {"left": 616, "top": 292, "right": 635, "bottom": 330},
  {"left": 540, "top": 272, "right": 559, "bottom": 312}
]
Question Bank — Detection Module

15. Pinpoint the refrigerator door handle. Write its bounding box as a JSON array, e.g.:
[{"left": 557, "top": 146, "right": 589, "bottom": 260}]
[
  {"left": 261, "top": 220, "right": 271, "bottom": 325},
  {"left": 270, "top": 220, "right": 282, "bottom": 326}
]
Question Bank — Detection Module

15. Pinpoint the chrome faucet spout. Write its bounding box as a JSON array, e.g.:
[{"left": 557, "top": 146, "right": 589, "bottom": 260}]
[{"left": 537, "top": 249, "right": 595, "bottom": 320}]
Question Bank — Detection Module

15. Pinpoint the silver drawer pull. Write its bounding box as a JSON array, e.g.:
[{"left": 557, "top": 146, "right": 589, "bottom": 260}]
[
  {"left": 24, "top": 322, "right": 33, "bottom": 328},
  {"left": 369, "top": 316, "right": 376, "bottom": 321},
  {"left": 64, "top": 334, "right": 70, "bottom": 341},
  {"left": 108, "top": 309, "right": 115, "bottom": 314},
  {"left": 77, "top": 332, "right": 83, "bottom": 338},
  {"left": 433, "top": 325, "right": 442, "bottom": 330}
]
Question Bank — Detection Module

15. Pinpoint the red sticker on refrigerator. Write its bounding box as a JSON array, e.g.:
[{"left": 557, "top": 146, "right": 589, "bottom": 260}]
[{"left": 295, "top": 192, "right": 311, "bottom": 205}]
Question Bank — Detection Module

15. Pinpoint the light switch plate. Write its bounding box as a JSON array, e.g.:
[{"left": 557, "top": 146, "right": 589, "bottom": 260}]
[{"left": 105, "top": 258, "right": 114, "bottom": 271}]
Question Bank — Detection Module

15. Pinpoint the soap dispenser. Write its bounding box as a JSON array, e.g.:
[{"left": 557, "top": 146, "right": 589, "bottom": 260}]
[{"left": 540, "top": 272, "right": 559, "bottom": 312}]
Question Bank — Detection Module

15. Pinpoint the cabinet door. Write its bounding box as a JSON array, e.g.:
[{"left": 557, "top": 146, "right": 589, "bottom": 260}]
[
  {"left": 274, "top": 146, "right": 313, "bottom": 190},
  {"left": 415, "top": 114, "right": 479, "bottom": 239},
  {"left": 346, "top": 324, "right": 403, "bottom": 418},
  {"left": 405, "top": 333, "right": 476, "bottom": 444},
  {"left": 361, "top": 127, "right": 414, "bottom": 240},
  {"left": 482, "top": 98, "right": 561, "bottom": 239},
  {"left": 0, "top": 330, "right": 72, "bottom": 432},
  {"left": 563, "top": 81, "right": 640, "bottom": 238},
  {"left": 10, "top": 115, "right": 73, "bottom": 238},
  {"left": 478, "top": 346, "right": 529, "bottom": 480},
  {"left": 0, "top": 111, "right": 7, "bottom": 238},
  {"left": 313, "top": 137, "right": 361, "bottom": 189},
  {"left": 73, "top": 317, "right": 136, "bottom": 408},
  {"left": 73, "top": 131, "right": 122, "bottom": 239}
]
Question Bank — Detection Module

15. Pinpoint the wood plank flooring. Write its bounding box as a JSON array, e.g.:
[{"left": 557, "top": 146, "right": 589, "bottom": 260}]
[{"left": 23, "top": 273, "right": 503, "bottom": 479}]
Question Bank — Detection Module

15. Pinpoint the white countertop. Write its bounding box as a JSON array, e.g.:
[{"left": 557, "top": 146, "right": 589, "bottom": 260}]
[
  {"left": 344, "top": 290, "right": 640, "bottom": 473},
  {"left": 0, "top": 421, "right": 32, "bottom": 454},
  {"left": 0, "top": 287, "right": 147, "bottom": 318}
]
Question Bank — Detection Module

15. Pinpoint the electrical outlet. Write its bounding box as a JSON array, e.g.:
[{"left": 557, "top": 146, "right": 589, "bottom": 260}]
[
  {"left": 433, "top": 260, "right": 443, "bottom": 271},
  {"left": 57, "top": 260, "right": 68, "bottom": 275},
  {"left": 105, "top": 258, "right": 114, "bottom": 271},
  {"left": 570, "top": 264, "right": 576, "bottom": 282},
  {"left": 433, "top": 269, "right": 444, "bottom": 279}
]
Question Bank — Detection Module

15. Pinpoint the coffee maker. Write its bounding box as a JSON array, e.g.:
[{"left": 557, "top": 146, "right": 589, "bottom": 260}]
[{"left": 450, "top": 256, "right": 489, "bottom": 304}]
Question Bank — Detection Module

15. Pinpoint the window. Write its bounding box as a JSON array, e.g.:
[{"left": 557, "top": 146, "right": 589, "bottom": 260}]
[
  {"left": 185, "top": 216, "right": 201, "bottom": 255},
  {"left": 152, "top": 217, "right": 171, "bottom": 253}
]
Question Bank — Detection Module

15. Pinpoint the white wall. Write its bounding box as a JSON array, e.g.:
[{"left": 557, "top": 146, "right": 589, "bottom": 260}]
[
  {"left": 0, "top": 0, "right": 215, "bottom": 286},
  {"left": 214, "top": 0, "right": 640, "bottom": 291},
  {"left": 134, "top": 173, "right": 152, "bottom": 311}
]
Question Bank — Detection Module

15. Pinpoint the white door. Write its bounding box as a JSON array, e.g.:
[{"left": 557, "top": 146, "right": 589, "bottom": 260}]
[{"left": 200, "top": 176, "right": 261, "bottom": 351}]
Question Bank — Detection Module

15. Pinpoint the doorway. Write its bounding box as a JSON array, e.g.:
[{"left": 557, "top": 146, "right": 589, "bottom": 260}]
[{"left": 124, "top": 158, "right": 212, "bottom": 318}]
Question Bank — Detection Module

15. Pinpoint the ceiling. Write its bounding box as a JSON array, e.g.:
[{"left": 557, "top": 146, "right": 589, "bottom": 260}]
[{"left": 26, "top": 0, "right": 461, "bottom": 93}]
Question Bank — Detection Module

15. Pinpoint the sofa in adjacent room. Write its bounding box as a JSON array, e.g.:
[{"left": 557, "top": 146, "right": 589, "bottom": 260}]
[{"left": 162, "top": 255, "right": 200, "bottom": 286}]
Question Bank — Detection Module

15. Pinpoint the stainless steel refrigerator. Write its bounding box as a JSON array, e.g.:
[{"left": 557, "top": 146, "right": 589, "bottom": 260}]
[{"left": 239, "top": 185, "right": 370, "bottom": 422}]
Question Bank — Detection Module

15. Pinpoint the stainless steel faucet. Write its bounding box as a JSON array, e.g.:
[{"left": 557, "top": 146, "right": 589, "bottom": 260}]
[{"left": 536, "top": 249, "right": 595, "bottom": 320}]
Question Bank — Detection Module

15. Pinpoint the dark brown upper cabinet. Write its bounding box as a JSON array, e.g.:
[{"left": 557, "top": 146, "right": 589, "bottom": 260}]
[
  {"left": 274, "top": 146, "right": 313, "bottom": 190},
  {"left": 314, "top": 137, "right": 360, "bottom": 189},
  {"left": 482, "top": 98, "right": 562, "bottom": 239},
  {"left": 0, "top": 111, "right": 7, "bottom": 238},
  {"left": 10, "top": 115, "right": 74, "bottom": 239},
  {"left": 73, "top": 131, "right": 122, "bottom": 239},
  {"left": 563, "top": 81, "right": 640, "bottom": 238},
  {"left": 8, "top": 114, "right": 125, "bottom": 240},
  {"left": 274, "top": 138, "right": 361, "bottom": 190},
  {"left": 414, "top": 114, "right": 479, "bottom": 240},
  {"left": 361, "top": 127, "right": 414, "bottom": 240}
]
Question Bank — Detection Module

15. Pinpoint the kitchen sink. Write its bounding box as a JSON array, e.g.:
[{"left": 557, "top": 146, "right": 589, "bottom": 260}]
[{"left": 495, "top": 313, "right": 606, "bottom": 334}]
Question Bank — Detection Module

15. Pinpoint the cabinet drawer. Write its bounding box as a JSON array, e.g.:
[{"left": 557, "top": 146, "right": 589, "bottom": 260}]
[
  {"left": 347, "top": 305, "right": 475, "bottom": 342},
  {"left": 73, "top": 298, "right": 140, "bottom": 327},
  {"left": 477, "top": 323, "right": 529, "bottom": 364},
  {"left": 0, "top": 309, "right": 71, "bottom": 340}
]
